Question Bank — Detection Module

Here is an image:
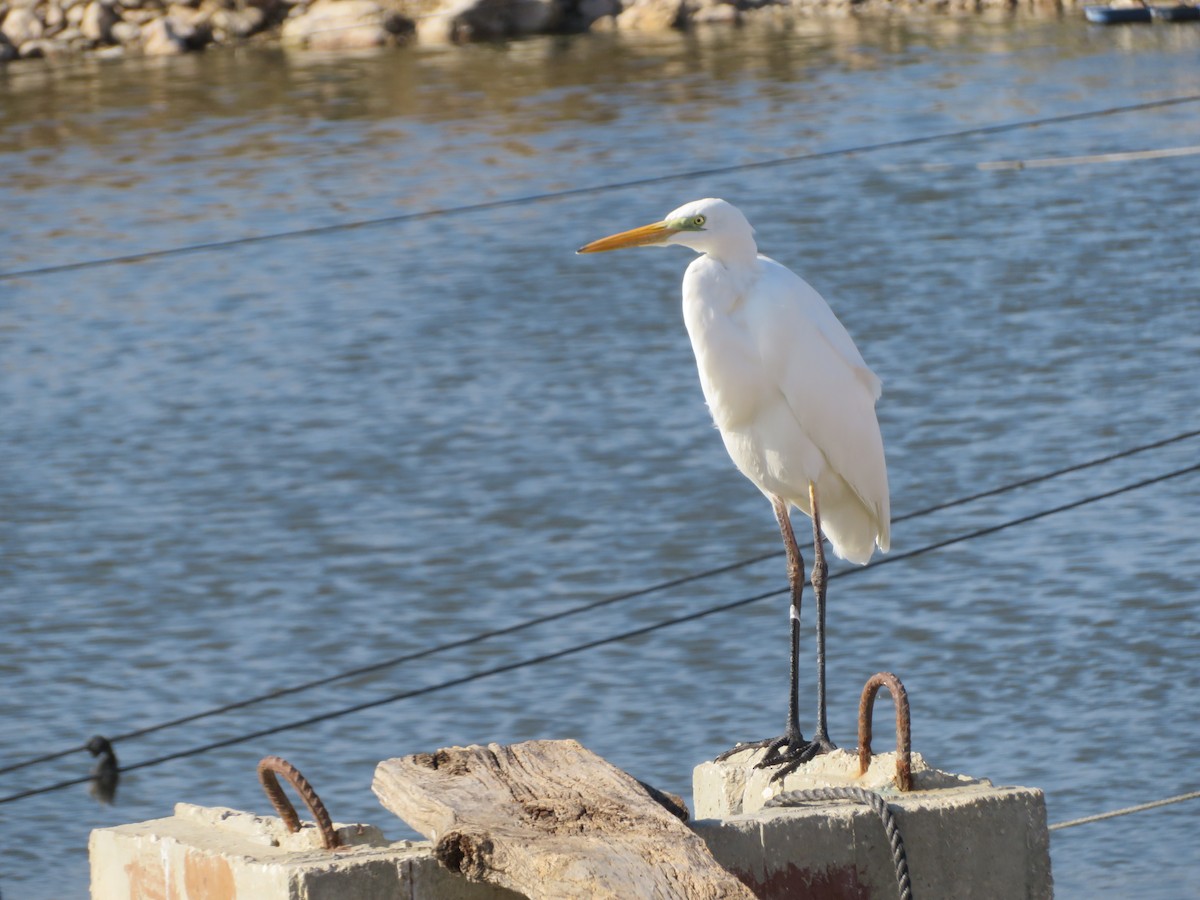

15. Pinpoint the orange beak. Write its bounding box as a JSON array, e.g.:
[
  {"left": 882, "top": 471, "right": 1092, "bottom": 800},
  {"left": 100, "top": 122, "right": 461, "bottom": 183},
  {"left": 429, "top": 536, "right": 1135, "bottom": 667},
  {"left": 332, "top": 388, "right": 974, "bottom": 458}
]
[{"left": 576, "top": 221, "right": 678, "bottom": 254}]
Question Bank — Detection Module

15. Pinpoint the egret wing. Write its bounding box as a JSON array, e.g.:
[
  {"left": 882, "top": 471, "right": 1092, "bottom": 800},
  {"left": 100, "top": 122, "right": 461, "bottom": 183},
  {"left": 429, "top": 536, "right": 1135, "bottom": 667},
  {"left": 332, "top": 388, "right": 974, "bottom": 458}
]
[{"left": 746, "top": 259, "right": 890, "bottom": 557}]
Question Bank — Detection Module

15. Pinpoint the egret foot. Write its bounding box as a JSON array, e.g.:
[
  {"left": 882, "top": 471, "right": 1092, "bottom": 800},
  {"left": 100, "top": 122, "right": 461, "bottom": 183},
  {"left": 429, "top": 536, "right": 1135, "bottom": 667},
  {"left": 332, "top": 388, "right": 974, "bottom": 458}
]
[
  {"left": 761, "top": 733, "right": 837, "bottom": 782},
  {"left": 714, "top": 735, "right": 786, "bottom": 763},
  {"left": 714, "top": 731, "right": 838, "bottom": 782}
]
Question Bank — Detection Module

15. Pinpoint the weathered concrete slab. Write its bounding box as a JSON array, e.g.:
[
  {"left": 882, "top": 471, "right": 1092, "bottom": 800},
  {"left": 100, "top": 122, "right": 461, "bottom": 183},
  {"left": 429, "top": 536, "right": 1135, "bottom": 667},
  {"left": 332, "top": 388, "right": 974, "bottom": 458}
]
[
  {"left": 693, "top": 748, "right": 1053, "bottom": 899},
  {"left": 89, "top": 803, "right": 523, "bottom": 900}
]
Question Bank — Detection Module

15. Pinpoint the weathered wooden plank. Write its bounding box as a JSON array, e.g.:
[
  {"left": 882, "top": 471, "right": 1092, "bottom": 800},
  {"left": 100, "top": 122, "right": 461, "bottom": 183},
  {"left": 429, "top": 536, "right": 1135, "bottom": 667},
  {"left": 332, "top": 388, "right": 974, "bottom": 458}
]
[{"left": 373, "top": 739, "right": 756, "bottom": 900}]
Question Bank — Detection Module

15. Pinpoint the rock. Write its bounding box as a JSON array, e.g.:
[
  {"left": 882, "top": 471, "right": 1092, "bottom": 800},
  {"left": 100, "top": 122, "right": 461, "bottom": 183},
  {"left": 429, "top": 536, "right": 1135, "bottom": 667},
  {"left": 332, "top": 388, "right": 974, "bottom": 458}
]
[
  {"left": 55, "top": 24, "right": 88, "bottom": 44},
  {"left": 140, "top": 15, "right": 186, "bottom": 51},
  {"left": 166, "top": 3, "right": 205, "bottom": 23},
  {"left": 614, "top": 0, "right": 689, "bottom": 28},
  {"left": 80, "top": 1, "right": 119, "bottom": 41},
  {"left": 43, "top": 4, "right": 67, "bottom": 33},
  {"left": 110, "top": 19, "right": 140, "bottom": 41},
  {"left": 281, "top": 0, "right": 410, "bottom": 49},
  {"left": 688, "top": 0, "right": 773, "bottom": 24},
  {"left": 210, "top": 5, "right": 265, "bottom": 38},
  {"left": 120, "top": 8, "right": 160, "bottom": 24},
  {"left": 19, "top": 37, "right": 77, "bottom": 56},
  {"left": 692, "top": 0, "right": 738, "bottom": 21},
  {"left": 242, "top": 0, "right": 286, "bottom": 17},
  {"left": 500, "top": 0, "right": 557, "bottom": 33},
  {"left": 2, "top": 7, "right": 45, "bottom": 45},
  {"left": 575, "top": 0, "right": 620, "bottom": 25},
  {"left": 416, "top": 0, "right": 557, "bottom": 43},
  {"left": 160, "top": 6, "right": 213, "bottom": 46}
]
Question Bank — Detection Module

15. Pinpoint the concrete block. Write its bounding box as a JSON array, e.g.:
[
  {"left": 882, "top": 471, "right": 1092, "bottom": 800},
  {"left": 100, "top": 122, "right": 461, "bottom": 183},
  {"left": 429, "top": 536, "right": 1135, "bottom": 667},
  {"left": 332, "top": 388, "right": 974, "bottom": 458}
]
[
  {"left": 89, "top": 803, "right": 524, "bottom": 900},
  {"left": 691, "top": 749, "right": 1053, "bottom": 900},
  {"left": 91, "top": 750, "right": 1052, "bottom": 900},
  {"left": 694, "top": 746, "right": 984, "bottom": 817}
]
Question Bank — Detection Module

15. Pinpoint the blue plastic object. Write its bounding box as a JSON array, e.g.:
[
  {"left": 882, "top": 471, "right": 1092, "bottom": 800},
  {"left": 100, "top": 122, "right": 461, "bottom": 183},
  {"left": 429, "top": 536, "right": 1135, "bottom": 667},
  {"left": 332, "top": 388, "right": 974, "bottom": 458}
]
[{"left": 1151, "top": 3, "right": 1200, "bottom": 19}]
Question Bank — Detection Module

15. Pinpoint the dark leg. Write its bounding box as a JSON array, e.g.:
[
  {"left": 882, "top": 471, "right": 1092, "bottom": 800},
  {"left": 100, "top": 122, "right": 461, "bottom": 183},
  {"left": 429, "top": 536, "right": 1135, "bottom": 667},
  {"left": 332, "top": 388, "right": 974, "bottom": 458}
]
[
  {"left": 761, "top": 495, "right": 806, "bottom": 762},
  {"left": 716, "top": 495, "right": 816, "bottom": 772},
  {"left": 757, "top": 485, "right": 837, "bottom": 781},
  {"left": 808, "top": 481, "right": 836, "bottom": 754}
]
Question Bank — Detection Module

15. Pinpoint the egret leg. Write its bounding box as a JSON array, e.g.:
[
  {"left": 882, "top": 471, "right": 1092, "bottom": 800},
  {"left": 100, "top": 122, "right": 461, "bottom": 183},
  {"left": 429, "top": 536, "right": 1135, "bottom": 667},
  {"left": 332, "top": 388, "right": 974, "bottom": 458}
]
[
  {"left": 715, "top": 496, "right": 816, "bottom": 774},
  {"left": 808, "top": 480, "right": 836, "bottom": 754},
  {"left": 764, "top": 495, "right": 806, "bottom": 759},
  {"left": 760, "top": 488, "right": 837, "bottom": 779}
]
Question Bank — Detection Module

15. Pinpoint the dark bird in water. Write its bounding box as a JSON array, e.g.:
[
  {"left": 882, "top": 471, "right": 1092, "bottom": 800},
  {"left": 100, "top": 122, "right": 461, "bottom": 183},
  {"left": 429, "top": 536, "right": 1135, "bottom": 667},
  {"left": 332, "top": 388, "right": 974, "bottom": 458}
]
[{"left": 86, "top": 735, "right": 119, "bottom": 804}]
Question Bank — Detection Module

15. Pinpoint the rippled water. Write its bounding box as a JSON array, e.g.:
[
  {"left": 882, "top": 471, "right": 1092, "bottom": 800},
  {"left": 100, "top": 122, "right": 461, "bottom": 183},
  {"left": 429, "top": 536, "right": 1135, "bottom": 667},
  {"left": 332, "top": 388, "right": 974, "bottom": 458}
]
[{"left": 2, "top": 17, "right": 1199, "bottom": 899}]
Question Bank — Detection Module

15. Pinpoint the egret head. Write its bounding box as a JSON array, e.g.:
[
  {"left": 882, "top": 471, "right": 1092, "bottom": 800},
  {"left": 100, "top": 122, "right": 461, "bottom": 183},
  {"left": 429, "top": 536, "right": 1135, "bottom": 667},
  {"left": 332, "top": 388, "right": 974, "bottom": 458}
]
[{"left": 577, "top": 198, "right": 757, "bottom": 263}]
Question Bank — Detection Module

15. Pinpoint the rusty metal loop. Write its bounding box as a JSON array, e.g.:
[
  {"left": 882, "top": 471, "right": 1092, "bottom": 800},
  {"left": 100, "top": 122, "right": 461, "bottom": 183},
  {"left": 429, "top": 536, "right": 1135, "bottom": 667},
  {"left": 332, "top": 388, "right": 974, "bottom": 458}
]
[
  {"left": 257, "top": 756, "right": 342, "bottom": 849},
  {"left": 857, "top": 672, "right": 913, "bottom": 792}
]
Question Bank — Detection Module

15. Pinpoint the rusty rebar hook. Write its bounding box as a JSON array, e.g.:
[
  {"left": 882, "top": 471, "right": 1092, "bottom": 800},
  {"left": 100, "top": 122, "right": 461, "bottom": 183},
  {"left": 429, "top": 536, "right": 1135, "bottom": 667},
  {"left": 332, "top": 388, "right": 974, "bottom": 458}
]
[
  {"left": 857, "top": 672, "right": 913, "bottom": 792},
  {"left": 257, "top": 756, "right": 342, "bottom": 850}
]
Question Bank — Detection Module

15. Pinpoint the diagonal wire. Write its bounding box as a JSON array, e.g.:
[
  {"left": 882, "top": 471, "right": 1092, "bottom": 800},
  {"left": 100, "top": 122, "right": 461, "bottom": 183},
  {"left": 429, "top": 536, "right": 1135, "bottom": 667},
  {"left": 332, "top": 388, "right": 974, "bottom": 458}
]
[
  {"left": 1049, "top": 791, "right": 1200, "bottom": 831},
  {"left": 1, "top": 459, "right": 1195, "bottom": 805},
  {"left": 3, "top": 93, "right": 1200, "bottom": 283},
  {"left": 1, "top": 426, "right": 1197, "bottom": 779}
]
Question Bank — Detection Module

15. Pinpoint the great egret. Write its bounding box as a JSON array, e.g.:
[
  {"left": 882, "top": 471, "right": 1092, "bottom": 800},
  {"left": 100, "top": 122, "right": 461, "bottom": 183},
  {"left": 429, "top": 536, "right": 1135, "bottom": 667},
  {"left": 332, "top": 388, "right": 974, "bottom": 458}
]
[{"left": 578, "top": 198, "right": 889, "bottom": 776}]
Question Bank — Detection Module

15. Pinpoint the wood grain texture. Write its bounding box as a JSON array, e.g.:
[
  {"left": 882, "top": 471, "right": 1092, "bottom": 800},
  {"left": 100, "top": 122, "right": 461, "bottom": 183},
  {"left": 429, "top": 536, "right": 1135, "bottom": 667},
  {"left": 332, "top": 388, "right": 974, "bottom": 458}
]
[{"left": 373, "top": 739, "right": 756, "bottom": 900}]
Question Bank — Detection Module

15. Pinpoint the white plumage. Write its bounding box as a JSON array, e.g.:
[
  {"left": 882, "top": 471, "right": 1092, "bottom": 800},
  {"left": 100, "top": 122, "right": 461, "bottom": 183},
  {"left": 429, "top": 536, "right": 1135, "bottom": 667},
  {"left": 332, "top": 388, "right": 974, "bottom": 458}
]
[
  {"left": 582, "top": 197, "right": 889, "bottom": 565},
  {"left": 678, "top": 203, "right": 889, "bottom": 564}
]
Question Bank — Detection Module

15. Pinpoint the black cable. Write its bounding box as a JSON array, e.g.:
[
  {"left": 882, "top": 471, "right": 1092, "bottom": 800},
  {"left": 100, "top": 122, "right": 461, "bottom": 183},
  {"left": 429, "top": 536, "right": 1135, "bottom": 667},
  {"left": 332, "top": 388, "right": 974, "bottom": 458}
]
[
  {"left": 0, "top": 743, "right": 90, "bottom": 779},
  {"left": 3, "top": 93, "right": 1199, "bottom": 283},
  {"left": 2, "top": 460, "right": 1195, "bottom": 805},
  {"left": 0, "top": 551, "right": 777, "bottom": 779},
  {"left": 1, "top": 426, "right": 1197, "bottom": 780},
  {"left": 893, "top": 426, "right": 1200, "bottom": 522}
]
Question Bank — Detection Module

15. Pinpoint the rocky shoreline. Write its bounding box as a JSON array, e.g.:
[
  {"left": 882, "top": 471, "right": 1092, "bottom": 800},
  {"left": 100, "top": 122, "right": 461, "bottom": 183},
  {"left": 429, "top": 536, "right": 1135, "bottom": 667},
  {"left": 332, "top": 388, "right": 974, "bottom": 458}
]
[{"left": 0, "top": 0, "right": 1079, "bottom": 64}]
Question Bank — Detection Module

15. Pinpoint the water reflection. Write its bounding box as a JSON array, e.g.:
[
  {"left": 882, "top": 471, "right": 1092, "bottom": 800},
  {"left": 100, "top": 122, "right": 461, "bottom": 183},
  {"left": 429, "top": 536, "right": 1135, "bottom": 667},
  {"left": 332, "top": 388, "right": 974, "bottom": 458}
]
[
  {"left": 2, "top": 16, "right": 1199, "bottom": 900},
  {"left": 4, "top": 17, "right": 1200, "bottom": 157}
]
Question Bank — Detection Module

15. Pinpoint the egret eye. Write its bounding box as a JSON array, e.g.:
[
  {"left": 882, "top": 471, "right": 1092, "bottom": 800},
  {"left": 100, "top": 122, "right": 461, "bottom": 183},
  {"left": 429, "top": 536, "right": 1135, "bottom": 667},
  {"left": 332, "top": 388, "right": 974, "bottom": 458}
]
[{"left": 693, "top": 215, "right": 707, "bottom": 227}]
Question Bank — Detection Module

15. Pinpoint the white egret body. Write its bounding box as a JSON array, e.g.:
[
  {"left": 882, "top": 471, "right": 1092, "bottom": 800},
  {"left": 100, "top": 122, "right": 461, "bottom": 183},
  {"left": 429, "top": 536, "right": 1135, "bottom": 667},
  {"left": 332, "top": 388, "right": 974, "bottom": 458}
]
[{"left": 578, "top": 198, "right": 889, "bottom": 772}]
